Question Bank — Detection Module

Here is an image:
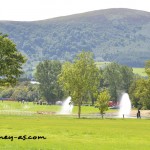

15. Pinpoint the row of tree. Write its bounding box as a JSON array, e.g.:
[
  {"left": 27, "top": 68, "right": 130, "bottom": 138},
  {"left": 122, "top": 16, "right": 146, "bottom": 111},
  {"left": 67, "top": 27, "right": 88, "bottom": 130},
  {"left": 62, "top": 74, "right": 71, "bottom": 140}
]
[
  {"left": 1, "top": 33, "right": 150, "bottom": 118},
  {"left": 34, "top": 55, "right": 135, "bottom": 103},
  {"left": 0, "top": 82, "right": 39, "bottom": 102},
  {"left": 1, "top": 50, "right": 150, "bottom": 117},
  {"left": 1, "top": 51, "right": 137, "bottom": 117}
]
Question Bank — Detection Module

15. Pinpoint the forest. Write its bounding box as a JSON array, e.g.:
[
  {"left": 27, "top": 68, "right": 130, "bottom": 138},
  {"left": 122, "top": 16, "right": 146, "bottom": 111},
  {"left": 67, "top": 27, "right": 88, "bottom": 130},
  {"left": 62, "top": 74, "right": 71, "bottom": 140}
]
[{"left": 0, "top": 8, "right": 150, "bottom": 78}]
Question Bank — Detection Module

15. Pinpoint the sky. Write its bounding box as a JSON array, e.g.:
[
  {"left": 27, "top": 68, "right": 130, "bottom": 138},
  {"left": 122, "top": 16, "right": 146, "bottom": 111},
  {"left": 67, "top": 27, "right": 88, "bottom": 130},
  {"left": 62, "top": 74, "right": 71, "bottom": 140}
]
[{"left": 0, "top": 0, "right": 150, "bottom": 21}]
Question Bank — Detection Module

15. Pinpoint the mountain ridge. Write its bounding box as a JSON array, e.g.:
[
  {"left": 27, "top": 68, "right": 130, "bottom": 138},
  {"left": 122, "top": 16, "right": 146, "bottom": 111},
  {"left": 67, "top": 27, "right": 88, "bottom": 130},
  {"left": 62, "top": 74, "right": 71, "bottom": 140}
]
[{"left": 0, "top": 8, "right": 150, "bottom": 76}]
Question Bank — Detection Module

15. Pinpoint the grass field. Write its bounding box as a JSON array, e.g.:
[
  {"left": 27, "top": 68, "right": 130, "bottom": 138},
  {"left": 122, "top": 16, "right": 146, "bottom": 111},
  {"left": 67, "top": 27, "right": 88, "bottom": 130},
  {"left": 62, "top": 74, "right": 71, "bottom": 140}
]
[
  {"left": 0, "top": 101, "right": 150, "bottom": 150},
  {"left": 132, "top": 68, "right": 147, "bottom": 77},
  {"left": 95, "top": 62, "right": 147, "bottom": 77},
  {"left": 0, "top": 115, "right": 150, "bottom": 150},
  {"left": 0, "top": 101, "right": 117, "bottom": 115}
]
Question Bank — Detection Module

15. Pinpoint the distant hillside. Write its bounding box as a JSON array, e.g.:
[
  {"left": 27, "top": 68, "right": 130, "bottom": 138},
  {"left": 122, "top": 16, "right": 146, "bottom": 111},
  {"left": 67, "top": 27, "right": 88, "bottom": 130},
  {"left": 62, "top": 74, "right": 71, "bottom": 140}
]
[{"left": 0, "top": 8, "right": 150, "bottom": 76}]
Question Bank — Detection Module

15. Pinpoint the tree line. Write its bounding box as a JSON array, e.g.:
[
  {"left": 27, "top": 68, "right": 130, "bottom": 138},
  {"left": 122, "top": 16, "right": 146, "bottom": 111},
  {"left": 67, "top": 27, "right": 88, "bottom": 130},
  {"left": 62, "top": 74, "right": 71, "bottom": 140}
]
[
  {"left": 1, "top": 33, "right": 150, "bottom": 118},
  {"left": 1, "top": 51, "right": 150, "bottom": 117}
]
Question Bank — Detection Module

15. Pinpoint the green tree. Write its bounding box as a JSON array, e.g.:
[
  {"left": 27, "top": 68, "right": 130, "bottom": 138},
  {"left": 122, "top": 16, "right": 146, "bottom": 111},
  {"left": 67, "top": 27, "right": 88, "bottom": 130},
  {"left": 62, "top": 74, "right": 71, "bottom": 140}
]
[
  {"left": 130, "top": 78, "right": 150, "bottom": 109},
  {"left": 103, "top": 63, "right": 134, "bottom": 101},
  {"left": 120, "top": 65, "right": 134, "bottom": 93},
  {"left": 0, "top": 87, "right": 14, "bottom": 98},
  {"left": 0, "top": 81, "right": 40, "bottom": 101},
  {"left": 129, "top": 60, "right": 150, "bottom": 109},
  {"left": 26, "top": 84, "right": 40, "bottom": 102},
  {"left": 0, "top": 33, "right": 26, "bottom": 86},
  {"left": 11, "top": 86, "right": 28, "bottom": 101},
  {"left": 58, "top": 51, "right": 100, "bottom": 118},
  {"left": 103, "top": 63, "right": 122, "bottom": 101},
  {"left": 95, "top": 89, "right": 110, "bottom": 119},
  {"left": 129, "top": 75, "right": 141, "bottom": 108},
  {"left": 35, "top": 60, "right": 63, "bottom": 104},
  {"left": 145, "top": 60, "right": 150, "bottom": 77}
]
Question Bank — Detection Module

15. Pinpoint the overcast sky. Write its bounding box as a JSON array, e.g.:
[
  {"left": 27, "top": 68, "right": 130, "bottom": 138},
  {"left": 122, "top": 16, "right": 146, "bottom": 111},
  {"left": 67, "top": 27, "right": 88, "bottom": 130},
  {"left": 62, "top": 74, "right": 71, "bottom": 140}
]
[{"left": 0, "top": 0, "right": 150, "bottom": 21}]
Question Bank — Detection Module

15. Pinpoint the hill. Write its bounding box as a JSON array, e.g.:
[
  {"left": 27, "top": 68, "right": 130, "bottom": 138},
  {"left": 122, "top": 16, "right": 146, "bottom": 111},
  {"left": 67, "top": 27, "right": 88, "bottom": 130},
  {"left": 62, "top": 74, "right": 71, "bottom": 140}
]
[{"left": 0, "top": 8, "right": 150, "bottom": 77}]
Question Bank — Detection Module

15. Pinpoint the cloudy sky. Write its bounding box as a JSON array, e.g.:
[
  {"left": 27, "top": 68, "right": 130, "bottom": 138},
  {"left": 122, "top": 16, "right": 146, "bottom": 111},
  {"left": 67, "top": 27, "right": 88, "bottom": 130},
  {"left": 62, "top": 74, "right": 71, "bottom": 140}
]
[{"left": 0, "top": 0, "right": 150, "bottom": 21}]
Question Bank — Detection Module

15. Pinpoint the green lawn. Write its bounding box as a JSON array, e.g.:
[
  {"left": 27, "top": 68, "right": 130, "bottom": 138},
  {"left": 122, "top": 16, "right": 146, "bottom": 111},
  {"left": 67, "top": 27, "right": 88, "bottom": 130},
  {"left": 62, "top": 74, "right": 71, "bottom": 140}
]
[
  {"left": 0, "top": 101, "right": 117, "bottom": 115},
  {"left": 0, "top": 102, "right": 149, "bottom": 150},
  {"left": 0, "top": 115, "right": 149, "bottom": 150},
  {"left": 0, "top": 101, "right": 61, "bottom": 114}
]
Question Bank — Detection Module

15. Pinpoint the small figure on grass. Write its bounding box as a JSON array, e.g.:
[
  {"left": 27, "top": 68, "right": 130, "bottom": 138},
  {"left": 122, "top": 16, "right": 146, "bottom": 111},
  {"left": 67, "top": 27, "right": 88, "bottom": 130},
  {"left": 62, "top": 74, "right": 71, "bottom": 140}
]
[
  {"left": 95, "top": 89, "right": 110, "bottom": 119},
  {"left": 137, "top": 109, "right": 141, "bottom": 119}
]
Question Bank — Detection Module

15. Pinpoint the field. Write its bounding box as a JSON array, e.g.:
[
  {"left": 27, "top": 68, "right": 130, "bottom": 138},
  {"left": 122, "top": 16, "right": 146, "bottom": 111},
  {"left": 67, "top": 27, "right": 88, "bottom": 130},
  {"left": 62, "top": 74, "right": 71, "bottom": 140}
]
[
  {"left": 95, "top": 62, "right": 147, "bottom": 76},
  {"left": 0, "top": 115, "right": 150, "bottom": 150},
  {"left": 132, "top": 68, "right": 147, "bottom": 76},
  {"left": 0, "top": 101, "right": 150, "bottom": 150}
]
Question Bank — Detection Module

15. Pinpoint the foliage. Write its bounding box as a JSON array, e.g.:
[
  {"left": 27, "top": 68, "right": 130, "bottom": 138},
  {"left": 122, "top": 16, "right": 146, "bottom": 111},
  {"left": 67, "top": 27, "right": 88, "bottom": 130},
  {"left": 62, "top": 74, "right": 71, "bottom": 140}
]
[
  {"left": 129, "top": 78, "right": 150, "bottom": 109},
  {"left": 128, "top": 76, "right": 141, "bottom": 108},
  {"left": 129, "top": 60, "right": 150, "bottom": 109},
  {"left": 1, "top": 9, "right": 150, "bottom": 78},
  {"left": 0, "top": 33, "right": 26, "bottom": 86},
  {"left": 0, "top": 82, "right": 40, "bottom": 101},
  {"left": 0, "top": 87, "right": 14, "bottom": 98},
  {"left": 58, "top": 51, "right": 101, "bottom": 118},
  {"left": 35, "top": 60, "right": 63, "bottom": 104},
  {"left": 102, "top": 62, "right": 134, "bottom": 101},
  {"left": 95, "top": 89, "right": 110, "bottom": 118},
  {"left": 120, "top": 65, "right": 134, "bottom": 93},
  {"left": 103, "top": 63, "right": 122, "bottom": 101},
  {"left": 145, "top": 60, "right": 150, "bottom": 77}
]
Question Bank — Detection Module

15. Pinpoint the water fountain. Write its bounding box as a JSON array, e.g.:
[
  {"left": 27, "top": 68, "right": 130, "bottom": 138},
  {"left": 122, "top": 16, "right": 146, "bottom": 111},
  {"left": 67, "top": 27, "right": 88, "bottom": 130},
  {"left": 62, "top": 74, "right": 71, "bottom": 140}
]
[
  {"left": 119, "top": 93, "right": 131, "bottom": 118},
  {"left": 59, "top": 96, "right": 73, "bottom": 114}
]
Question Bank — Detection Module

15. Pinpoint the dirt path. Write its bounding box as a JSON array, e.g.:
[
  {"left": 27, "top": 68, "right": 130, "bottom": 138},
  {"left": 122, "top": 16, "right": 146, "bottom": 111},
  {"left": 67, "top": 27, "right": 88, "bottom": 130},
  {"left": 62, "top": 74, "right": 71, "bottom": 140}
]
[{"left": 130, "top": 110, "right": 150, "bottom": 118}]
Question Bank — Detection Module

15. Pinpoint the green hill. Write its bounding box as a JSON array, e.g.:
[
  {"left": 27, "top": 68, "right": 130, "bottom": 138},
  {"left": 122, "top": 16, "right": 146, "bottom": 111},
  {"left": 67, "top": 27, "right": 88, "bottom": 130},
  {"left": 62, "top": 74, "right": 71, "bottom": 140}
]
[{"left": 0, "top": 8, "right": 150, "bottom": 76}]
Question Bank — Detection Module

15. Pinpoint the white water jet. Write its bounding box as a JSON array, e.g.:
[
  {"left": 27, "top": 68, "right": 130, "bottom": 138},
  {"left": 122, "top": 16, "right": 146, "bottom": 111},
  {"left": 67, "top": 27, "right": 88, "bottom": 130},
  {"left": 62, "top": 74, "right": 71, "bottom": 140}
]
[
  {"left": 119, "top": 93, "right": 131, "bottom": 118},
  {"left": 59, "top": 96, "right": 73, "bottom": 114}
]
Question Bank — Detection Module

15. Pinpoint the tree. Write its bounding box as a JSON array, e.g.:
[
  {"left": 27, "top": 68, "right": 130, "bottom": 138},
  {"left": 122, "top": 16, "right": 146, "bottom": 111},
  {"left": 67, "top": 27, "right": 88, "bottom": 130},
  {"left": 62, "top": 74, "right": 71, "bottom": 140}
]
[
  {"left": 129, "top": 75, "right": 142, "bottom": 108},
  {"left": 95, "top": 89, "right": 110, "bottom": 119},
  {"left": 130, "top": 78, "right": 150, "bottom": 109},
  {"left": 35, "top": 60, "right": 63, "bottom": 104},
  {"left": 58, "top": 51, "right": 101, "bottom": 118},
  {"left": 11, "top": 86, "right": 28, "bottom": 101},
  {"left": 120, "top": 65, "right": 134, "bottom": 93},
  {"left": 145, "top": 60, "right": 150, "bottom": 77},
  {"left": 0, "top": 33, "right": 26, "bottom": 86},
  {"left": 0, "top": 87, "right": 14, "bottom": 98},
  {"left": 129, "top": 60, "right": 150, "bottom": 109},
  {"left": 1, "top": 81, "right": 40, "bottom": 101},
  {"left": 103, "top": 63, "right": 122, "bottom": 101},
  {"left": 103, "top": 63, "right": 134, "bottom": 101}
]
